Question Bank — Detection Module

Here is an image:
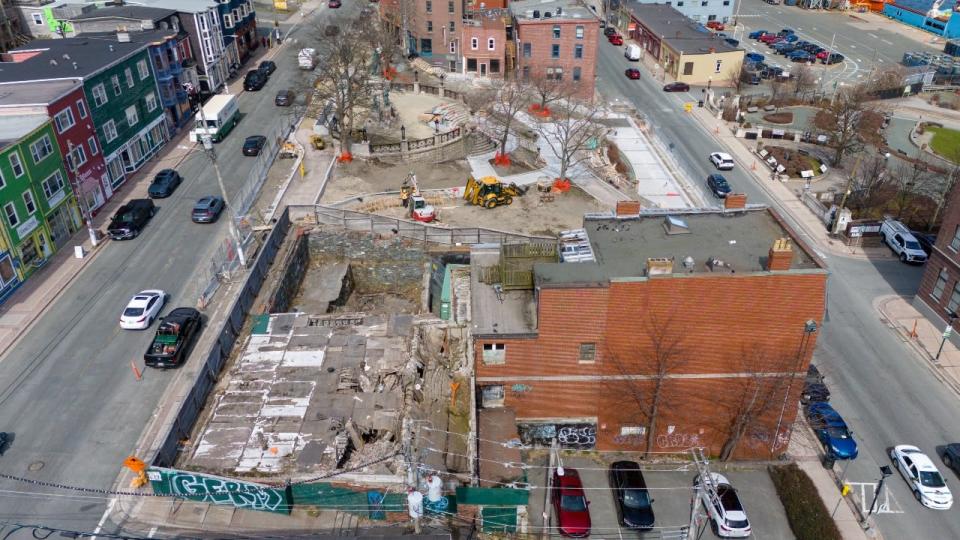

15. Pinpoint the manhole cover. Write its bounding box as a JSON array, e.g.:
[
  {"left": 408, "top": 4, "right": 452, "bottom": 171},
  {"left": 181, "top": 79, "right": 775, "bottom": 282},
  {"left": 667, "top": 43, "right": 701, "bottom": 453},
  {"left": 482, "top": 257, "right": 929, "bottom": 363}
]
[{"left": 28, "top": 461, "right": 44, "bottom": 472}]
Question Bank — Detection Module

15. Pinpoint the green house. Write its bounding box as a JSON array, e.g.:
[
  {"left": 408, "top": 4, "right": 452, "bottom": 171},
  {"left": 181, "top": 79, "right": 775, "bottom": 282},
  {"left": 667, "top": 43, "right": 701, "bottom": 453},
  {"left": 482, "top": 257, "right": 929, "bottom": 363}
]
[{"left": 0, "top": 116, "right": 80, "bottom": 281}]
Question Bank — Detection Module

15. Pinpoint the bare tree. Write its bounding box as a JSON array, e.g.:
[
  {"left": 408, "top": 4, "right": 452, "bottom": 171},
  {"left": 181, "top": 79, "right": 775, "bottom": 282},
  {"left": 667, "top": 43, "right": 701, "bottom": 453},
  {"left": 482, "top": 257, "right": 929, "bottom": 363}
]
[
  {"left": 727, "top": 61, "right": 747, "bottom": 94},
  {"left": 769, "top": 78, "right": 790, "bottom": 110},
  {"left": 489, "top": 81, "right": 532, "bottom": 157},
  {"left": 792, "top": 64, "right": 817, "bottom": 100},
  {"left": 890, "top": 159, "right": 934, "bottom": 221},
  {"left": 718, "top": 350, "right": 795, "bottom": 462},
  {"left": 608, "top": 312, "right": 688, "bottom": 457},
  {"left": 314, "top": 26, "right": 375, "bottom": 158},
  {"left": 528, "top": 72, "right": 575, "bottom": 113},
  {"left": 847, "top": 154, "right": 892, "bottom": 212},
  {"left": 815, "top": 85, "right": 873, "bottom": 166},
  {"left": 533, "top": 100, "right": 604, "bottom": 181}
]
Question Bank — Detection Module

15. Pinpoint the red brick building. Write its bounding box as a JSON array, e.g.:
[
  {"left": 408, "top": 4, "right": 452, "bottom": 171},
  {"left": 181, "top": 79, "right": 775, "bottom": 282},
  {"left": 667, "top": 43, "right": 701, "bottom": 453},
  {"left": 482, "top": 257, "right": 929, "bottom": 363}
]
[
  {"left": 916, "top": 186, "right": 960, "bottom": 330},
  {"left": 461, "top": 11, "right": 508, "bottom": 78},
  {"left": 471, "top": 205, "right": 828, "bottom": 460},
  {"left": 380, "top": 0, "right": 463, "bottom": 72},
  {"left": 510, "top": 0, "right": 600, "bottom": 100}
]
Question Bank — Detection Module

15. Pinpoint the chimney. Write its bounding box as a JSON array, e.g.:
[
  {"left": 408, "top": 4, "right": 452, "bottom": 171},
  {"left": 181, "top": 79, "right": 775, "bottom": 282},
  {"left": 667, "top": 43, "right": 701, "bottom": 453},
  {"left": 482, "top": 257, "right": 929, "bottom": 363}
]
[
  {"left": 646, "top": 257, "right": 674, "bottom": 276},
  {"left": 117, "top": 31, "right": 131, "bottom": 43},
  {"left": 724, "top": 193, "right": 747, "bottom": 210},
  {"left": 767, "top": 238, "right": 793, "bottom": 271},
  {"left": 615, "top": 200, "right": 641, "bottom": 217}
]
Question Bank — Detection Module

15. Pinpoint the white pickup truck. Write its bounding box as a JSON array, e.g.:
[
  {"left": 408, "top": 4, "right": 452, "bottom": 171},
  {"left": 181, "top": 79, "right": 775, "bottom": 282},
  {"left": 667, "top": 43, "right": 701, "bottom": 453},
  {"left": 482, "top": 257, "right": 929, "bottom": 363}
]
[
  {"left": 880, "top": 219, "right": 928, "bottom": 264},
  {"left": 298, "top": 48, "right": 318, "bottom": 70}
]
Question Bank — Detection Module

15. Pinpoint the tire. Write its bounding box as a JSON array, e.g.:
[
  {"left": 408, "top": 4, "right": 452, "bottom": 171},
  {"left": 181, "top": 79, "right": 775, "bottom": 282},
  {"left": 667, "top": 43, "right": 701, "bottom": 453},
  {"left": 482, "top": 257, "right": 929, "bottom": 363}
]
[
  {"left": 485, "top": 199, "right": 497, "bottom": 209},
  {"left": 946, "top": 455, "right": 953, "bottom": 468},
  {"left": 504, "top": 196, "right": 513, "bottom": 206},
  {"left": 915, "top": 489, "right": 922, "bottom": 503},
  {"left": 900, "top": 253, "right": 907, "bottom": 263}
]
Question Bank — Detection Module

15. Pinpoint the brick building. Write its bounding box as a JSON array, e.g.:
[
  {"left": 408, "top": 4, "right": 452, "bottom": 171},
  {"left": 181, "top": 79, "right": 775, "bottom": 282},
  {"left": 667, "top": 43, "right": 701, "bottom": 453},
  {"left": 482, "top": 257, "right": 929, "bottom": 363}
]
[
  {"left": 916, "top": 186, "right": 960, "bottom": 331},
  {"left": 381, "top": 0, "right": 463, "bottom": 72},
  {"left": 510, "top": 0, "right": 600, "bottom": 100},
  {"left": 460, "top": 10, "right": 508, "bottom": 78},
  {"left": 471, "top": 204, "right": 828, "bottom": 460}
]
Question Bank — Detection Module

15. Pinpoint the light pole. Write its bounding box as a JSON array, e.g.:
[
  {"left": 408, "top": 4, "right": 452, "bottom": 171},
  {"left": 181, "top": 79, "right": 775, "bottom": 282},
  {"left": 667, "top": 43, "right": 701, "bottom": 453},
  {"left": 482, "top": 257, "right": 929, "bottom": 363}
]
[
  {"left": 772, "top": 320, "right": 819, "bottom": 454},
  {"left": 864, "top": 465, "right": 893, "bottom": 524},
  {"left": 65, "top": 139, "right": 100, "bottom": 248},
  {"left": 935, "top": 311, "right": 958, "bottom": 361},
  {"left": 197, "top": 105, "right": 247, "bottom": 268}
]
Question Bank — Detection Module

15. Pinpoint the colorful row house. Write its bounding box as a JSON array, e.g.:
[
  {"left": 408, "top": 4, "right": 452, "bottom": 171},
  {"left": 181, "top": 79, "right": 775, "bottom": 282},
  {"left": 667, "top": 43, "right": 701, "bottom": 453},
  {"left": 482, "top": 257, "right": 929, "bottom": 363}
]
[{"left": 0, "top": 116, "right": 81, "bottom": 301}]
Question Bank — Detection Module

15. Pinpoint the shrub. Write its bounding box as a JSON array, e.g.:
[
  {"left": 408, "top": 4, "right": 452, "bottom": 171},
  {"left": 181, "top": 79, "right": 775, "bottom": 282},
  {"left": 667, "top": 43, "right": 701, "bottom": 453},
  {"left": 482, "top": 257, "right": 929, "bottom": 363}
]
[{"left": 769, "top": 464, "right": 842, "bottom": 540}]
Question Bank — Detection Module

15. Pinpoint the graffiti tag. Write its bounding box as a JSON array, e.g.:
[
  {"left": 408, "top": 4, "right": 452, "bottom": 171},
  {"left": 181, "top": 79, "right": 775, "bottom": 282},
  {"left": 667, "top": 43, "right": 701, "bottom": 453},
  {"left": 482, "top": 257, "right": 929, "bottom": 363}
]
[
  {"left": 557, "top": 425, "right": 597, "bottom": 449},
  {"left": 656, "top": 432, "right": 701, "bottom": 449},
  {"left": 153, "top": 468, "right": 290, "bottom": 514}
]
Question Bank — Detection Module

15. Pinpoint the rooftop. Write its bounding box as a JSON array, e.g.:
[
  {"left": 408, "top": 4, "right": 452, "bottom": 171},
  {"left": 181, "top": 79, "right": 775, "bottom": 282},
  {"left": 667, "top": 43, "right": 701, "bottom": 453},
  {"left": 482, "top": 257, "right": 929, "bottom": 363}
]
[
  {"left": 0, "top": 79, "right": 80, "bottom": 107},
  {"left": 509, "top": 0, "right": 598, "bottom": 21},
  {"left": 69, "top": 5, "right": 176, "bottom": 22},
  {"left": 535, "top": 208, "right": 823, "bottom": 286},
  {"left": 0, "top": 30, "right": 177, "bottom": 83},
  {"left": 123, "top": 0, "right": 220, "bottom": 14},
  {"left": 0, "top": 114, "right": 48, "bottom": 149},
  {"left": 624, "top": 3, "right": 740, "bottom": 54},
  {"left": 470, "top": 246, "right": 538, "bottom": 336}
]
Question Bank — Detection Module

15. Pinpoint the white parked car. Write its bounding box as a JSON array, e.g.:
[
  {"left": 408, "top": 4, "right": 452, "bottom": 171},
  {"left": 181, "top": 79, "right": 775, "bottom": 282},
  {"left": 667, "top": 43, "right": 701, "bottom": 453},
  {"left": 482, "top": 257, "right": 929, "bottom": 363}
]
[
  {"left": 120, "top": 290, "right": 168, "bottom": 330},
  {"left": 710, "top": 152, "right": 736, "bottom": 170},
  {"left": 890, "top": 445, "right": 953, "bottom": 510},
  {"left": 694, "top": 473, "right": 751, "bottom": 537},
  {"left": 880, "top": 219, "right": 928, "bottom": 264}
]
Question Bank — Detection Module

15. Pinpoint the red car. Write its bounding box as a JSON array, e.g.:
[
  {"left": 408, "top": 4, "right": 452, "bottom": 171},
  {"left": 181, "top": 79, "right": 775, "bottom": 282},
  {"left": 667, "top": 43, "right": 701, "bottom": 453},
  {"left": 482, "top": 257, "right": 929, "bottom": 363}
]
[
  {"left": 553, "top": 468, "right": 591, "bottom": 537},
  {"left": 706, "top": 21, "right": 725, "bottom": 31},
  {"left": 608, "top": 34, "right": 623, "bottom": 46},
  {"left": 760, "top": 33, "right": 781, "bottom": 44},
  {"left": 663, "top": 81, "right": 690, "bottom": 92},
  {"left": 328, "top": 0, "right": 341, "bottom": 6},
  {"left": 816, "top": 50, "right": 830, "bottom": 60},
  {"left": 625, "top": 68, "right": 641, "bottom": 80}
]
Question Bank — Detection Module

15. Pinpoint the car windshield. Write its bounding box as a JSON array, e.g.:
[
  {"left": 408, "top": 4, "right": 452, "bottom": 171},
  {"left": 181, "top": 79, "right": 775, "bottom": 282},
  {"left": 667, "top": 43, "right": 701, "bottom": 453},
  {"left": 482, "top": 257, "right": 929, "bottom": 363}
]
[
  {"left": 115, "top": 213, "right": 135, "bottom": 224},
  {"left": 623, "top": 489, "right": 651, "bottom": 509},
  {"left": 123, "top": 307, "right": 144, "bottom": 317},
  {"left": 560, "top": 494, "right": 587, "bottom": 512},
  {"left": 826, "top": 427, "right": 849, "bottom": 439},
  {"left": 715, "top": 178, "right": 729, "bottom": 187},
  {"left": 920, "top": 471, "right": 946, "bottom": 488},
  {"left": 726, "top": 518, "right": 749, "bottom": 529},
  {"left": 718, "top": 486, "right": 743, "bottom": 511},
  {"left": 906, "top": 241, "right": 922, "bottom": 250}
]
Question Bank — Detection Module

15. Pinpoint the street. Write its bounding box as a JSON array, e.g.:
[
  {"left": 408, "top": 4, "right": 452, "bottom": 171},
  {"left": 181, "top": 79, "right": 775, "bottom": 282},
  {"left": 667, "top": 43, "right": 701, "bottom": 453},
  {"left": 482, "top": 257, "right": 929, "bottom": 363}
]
[
  {"left": 0, "top": 4, "right": 345, "bottom": 536},
  {"left": 597, "top": 35, "right": 960, "bottom": 539}
]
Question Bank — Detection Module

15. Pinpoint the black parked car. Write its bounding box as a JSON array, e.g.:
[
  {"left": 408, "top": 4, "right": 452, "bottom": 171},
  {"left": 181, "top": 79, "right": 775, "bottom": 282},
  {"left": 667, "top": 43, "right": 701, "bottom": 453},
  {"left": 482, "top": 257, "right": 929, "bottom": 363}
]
[
  {"left": 801, "top": 380, "right": 831, "bottom": 404},
  {"left": 258, "top": 60, "right": 277, "bottom": 76},
  {"left": 243, "top": 135, "right": 267, "bottom": 156},
  {"left": 942, "top": 443, "right": 960, "bottom": 474},
  {"left": 107, "top": 199, "right": 156, "bottom": 240},
  {"left": 243, "top": 70, "right": 267, "bottom": 91},
  {"left": 609, "top": 461, "right": 655, "bottom": 530},
  {"left": 147, "top": 169, "right": 182, "bottom": 198},
  {"left": 823, "top": 53, "right": 845, "bottom": 65},
  {"left": 913, "top": 232, "right": 937, "bottom": 255},
  {"left": 275, "top": 89, "right": 295, "bottom": 107},
  {"left": 604, "top": 26, "right": 618, "bottom": 37},
  {"left": 707, "top": 173, "right": 732, "bottom": 198},
  {"left": 191, "top": 196, "right": 225, "bottom": 223}
]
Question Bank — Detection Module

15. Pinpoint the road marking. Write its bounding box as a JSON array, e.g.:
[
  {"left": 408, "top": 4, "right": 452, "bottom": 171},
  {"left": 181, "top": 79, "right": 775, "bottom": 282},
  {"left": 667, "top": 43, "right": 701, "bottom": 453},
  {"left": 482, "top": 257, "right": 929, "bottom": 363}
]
[
  {"left": 869, "top": 33, "right": 879, "bottom": 39},
  {"left": 882, "top": 39, "right": 893, "bottom": 45},
  {"left": 91, "top": 497, "right": 118, "bottom": 539},
  {"left": 848, "top": 481, "right": 906, "bottom": 514},
  {"left": 850, "top": 44, "right": 857, "bottom": 49}
]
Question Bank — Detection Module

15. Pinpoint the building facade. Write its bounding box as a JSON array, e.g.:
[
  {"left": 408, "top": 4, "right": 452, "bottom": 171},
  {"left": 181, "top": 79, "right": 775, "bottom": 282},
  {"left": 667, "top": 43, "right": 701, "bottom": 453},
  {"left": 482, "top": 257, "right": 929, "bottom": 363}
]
[
  {"left": 884, "top": 1, "right": 960, "bottom": 39},
  {"left": 460, "top": 10, "right": 508, "bottom": 78},
  {"left": 625, "top": 0, "right": 734, "bottom": 24},
  {"left": 148, "top": 31, "right": 195, "bottom": 135},
  {"left": 382, "top": 0, "right": 463, "bottom": 72},
  {"left": 510, "top": 0, "right": 600, "bottom": 100},
  {"left": 47, "top": 83, "right": 110, "bottom": 217},
  {"left": 217, "top": 0, "right": 257, "bottom": 65},
  {"left": 471, "top": 206, "right": 828, "bottom": 459},
  {"left": 14, "top": 0, "right": 72, "bottom": 39},
  {"left": 916, "top": 185, "right": 960, "bottom": 331}
]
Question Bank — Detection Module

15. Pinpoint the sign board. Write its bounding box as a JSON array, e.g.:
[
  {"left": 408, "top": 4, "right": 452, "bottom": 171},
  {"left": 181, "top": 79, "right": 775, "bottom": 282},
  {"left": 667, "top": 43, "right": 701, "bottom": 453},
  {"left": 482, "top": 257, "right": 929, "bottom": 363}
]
[
  {"left": 820, "top": 164, "right": 829, "bottom": 173},
  {"left": 684, "top": 103, "right": 693, "bottom": 112},
  {"left": 945, "top": 327, "right": 953, "bottom": 339},
  {"left": 274, "top": 0, "right": 288, "bottom": 10},
  {"left": 801, "top": 170, "right": 815, "bottom": 178},
  {"left": 15, "top": 214, "right": 39, "bottom": 241}
]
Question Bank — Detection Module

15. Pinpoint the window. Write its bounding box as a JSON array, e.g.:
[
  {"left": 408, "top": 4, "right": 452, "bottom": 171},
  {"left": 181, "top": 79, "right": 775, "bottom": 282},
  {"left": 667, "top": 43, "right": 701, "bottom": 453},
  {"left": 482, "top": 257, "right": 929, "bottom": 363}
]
[
  {"left": 223, "top": 13, "right": 233, "bottom": 27},
  {"left": 137, "top": 59, "right": 149, "bottom": 80},
  {"left": 471, "top": 37, "right": 478, "bottom": 50},
  {"left": 575, "top": 44, "right": 583, "bottom": 58},
  {"left": 482, "top": 343, "right": 505, "bottom": 364},
  {"left": 88, "top": 136, "right": 98, "bottom": 156},
  {"left": 522, "top": 66, "right": 530, "bottom": 80},
  {"left": 103, "top": 119, "right": 118, "bottom": 143},
  {"left": 3, "top": 203, "right": 18, "bottom": 227},
  {"left": 449, "top": 0, "right": 454, "bottom": 12},
  {"left": 41, "top": 170, "right": 65, "bottom": 201},
  {"left": 723, "top": 0, "right": 730, "bottom": 4},
  {"left": 620, "top": 426, "right": 645, "bottom": 436},
  {"left": 9, "top": 153, "right": 23, "bottom": 177},
  {"left": 481, "top": 385, "right": 505, "bottom": 407},
  {"left": 554, "top": 67, "right": 563, "bottom": 80},
  {"left": 522, "top": 42, "right": 531, "bottom": 58},
  {"left": 54, "top": 108, "right": 75, "bottom": 134},
  {"left": 0, "top": 256, "right": 14, "bottom": 287},
  {"left": 951, "top": 226, "right": 960, "bottom": 251},
  {"left": 125, "top": 67, "right": 134, "bottom": 88},
  {"left": 466, "top": 58, "right": 477, "bottom": 72},
  {"left": 488, "top": 38, "right": 495, "bottom": 50},
  {"left": 553, "top": 25, "right": 560, "bottom": 39},
  {"left": 126, "top": 105, "right": 139, "bottom": 127},
  {"left": 29, "top": 135, "right": 53, "bottom": 164},
  {"left": 76, "top": 99, "right": 87, "bottom": 119},
  {"left": 426, "top": 0, "right": 432, "bottom": 11},
  {"left": 490, "top": 59, "right": 500, "bottom": 73},
  {"left": 420, "top": 38, "right": 432, "bottom": 53},
  {"left": 715, "top": 59, "right": 723, "bottom": 73},
  {"left": 92, "top": 83, "right": 108, "bottom": 107},
  {"left": 576, "top": 25, "right": 584, "bottom": 39},
  {"left": 145, "top": 92, "right": 157, "bottom": 113},
  {"left": 66, "top": 144, "right": 87, "bottom": 171},
  {"left": 0, "top": 170, "right": 4, "bottom": 190},
  {"left": 449, "top": 21, "right": 455, "bottom": 32},
  {"left": 573, "top": 66, "right": 581, "bottom": 81},
  {"left": 677, "top": 1, "right": 684, "bottom": 4},
  {"left": 933, "top": 269, "right": 949, "bottom": 300},
  {"left": 552, "top": 44, "right": 560, "bottom": 58},
  {"left": 32, "top": 13, "right": 43, "bottom": 25},
  {"left": 111, "top": 75, "right": 122, "bottom": 96},
  {"left": 949, "top": 283, "right": 960, "bottom": 314},
  {"left": 427, "top": 20, "right": 433, "bottom": 32},
  {"left": 683, "top": 62, "right": 694, "bottom": 75},
  {"left": 449, "top": 41, "right": 456, "bottom": 53},
  {"left": 22, "top": 191, "right": 36, "bottom": 215},
  {"left": 579, "top": 343, "right": 596, "bottom": 363}
]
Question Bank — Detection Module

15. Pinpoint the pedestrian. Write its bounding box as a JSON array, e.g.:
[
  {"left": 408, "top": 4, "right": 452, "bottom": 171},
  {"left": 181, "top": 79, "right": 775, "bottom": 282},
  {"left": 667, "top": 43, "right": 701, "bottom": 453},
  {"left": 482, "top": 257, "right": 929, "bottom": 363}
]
[
  {"left": 426, "top": 474, "right": 443, "bottom": 503},
  {"left": 401, "top": 187, "right": 410, "bottom": 208},
  {"left": 407, "top": 487, "right": 423, "bottom": 533},
  {"left": 261, "top": 36, "right": 267, "bottom": 49}
]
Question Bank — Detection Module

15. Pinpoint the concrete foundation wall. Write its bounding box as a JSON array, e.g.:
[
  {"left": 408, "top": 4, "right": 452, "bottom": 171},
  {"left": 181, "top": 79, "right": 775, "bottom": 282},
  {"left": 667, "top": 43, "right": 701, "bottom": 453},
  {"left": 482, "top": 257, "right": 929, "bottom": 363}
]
[{"left": 308, "top": 230, "right": 433, "bottom": 295}]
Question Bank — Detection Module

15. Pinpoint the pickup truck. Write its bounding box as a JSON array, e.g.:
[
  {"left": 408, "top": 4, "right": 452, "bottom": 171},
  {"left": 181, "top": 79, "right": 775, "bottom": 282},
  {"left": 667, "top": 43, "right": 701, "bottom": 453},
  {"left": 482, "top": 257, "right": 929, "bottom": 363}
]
[
  {"left": 880, "top": 219, "right": 928, "bottom": 264},
  {"left": 144, "top": 307, "right": 202, "bottom": 368},
  {"left": 107, "top": 199, "right": 156, "bottom": 240}
]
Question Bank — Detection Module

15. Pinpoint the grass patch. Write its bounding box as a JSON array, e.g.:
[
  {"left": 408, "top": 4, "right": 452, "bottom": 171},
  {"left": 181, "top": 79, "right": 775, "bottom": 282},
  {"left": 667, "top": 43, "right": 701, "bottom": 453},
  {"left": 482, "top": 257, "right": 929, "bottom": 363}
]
[
  {"left": 769, "top": 464, "right": 842, "bottom": 540},
  {"left": 927, "top": 126, "right": 960, "bottom": 163}
]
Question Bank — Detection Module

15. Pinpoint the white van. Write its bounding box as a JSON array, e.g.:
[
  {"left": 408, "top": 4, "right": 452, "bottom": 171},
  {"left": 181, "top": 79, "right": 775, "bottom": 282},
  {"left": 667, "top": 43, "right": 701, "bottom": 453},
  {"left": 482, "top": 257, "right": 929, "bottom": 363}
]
[
  {"left": 625, "top": 44, "right": 641, "bottom": 61},
  {"left": 189, "top": 94, "right": 240, "bottom": 143}
]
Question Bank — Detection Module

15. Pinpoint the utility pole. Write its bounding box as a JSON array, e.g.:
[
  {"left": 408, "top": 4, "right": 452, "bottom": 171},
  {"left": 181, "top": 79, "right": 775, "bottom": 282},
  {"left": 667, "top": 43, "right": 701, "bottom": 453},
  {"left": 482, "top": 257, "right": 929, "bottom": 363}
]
[
  {"left": 196, "top": 104, "right": 246, "bottom": 268},
  {"left": 831, "top": 154, "right": 863, "bottom": 235},
  {"left": 773, "top": 320, "right": 818, "bottom": 454},
  {"left": 65, "top": 140, "right": 100, "bottom": 248}
]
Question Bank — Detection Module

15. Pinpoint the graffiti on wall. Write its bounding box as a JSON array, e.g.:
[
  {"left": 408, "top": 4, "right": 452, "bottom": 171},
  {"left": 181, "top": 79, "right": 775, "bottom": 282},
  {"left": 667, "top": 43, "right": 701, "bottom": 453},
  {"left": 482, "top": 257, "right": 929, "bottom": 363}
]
[
  {"left": 148, "top": 467, "right": 291, "bottom": 514},
  {"left": 518, "top": 423, "right": 597, "bottom": 449},
  {"left": 655, "top": 426, "right": 703, "bottom": 449}
]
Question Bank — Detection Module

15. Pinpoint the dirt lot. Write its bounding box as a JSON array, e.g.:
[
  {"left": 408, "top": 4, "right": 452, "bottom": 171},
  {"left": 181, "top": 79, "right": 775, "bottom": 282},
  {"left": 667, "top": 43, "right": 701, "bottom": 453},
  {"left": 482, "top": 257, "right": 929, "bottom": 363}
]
[
  {"left": 322, "top": 158, "right": 473, "bottom": 202},
  {"left": 373, "top": 186, "right": 605, "bottom": 237}
]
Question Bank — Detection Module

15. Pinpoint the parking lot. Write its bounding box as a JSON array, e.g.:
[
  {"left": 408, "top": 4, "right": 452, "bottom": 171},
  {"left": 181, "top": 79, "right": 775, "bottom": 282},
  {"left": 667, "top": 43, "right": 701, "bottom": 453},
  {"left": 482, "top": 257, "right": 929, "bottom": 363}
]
[
  {"left": 526, "top": 454, "right": 794, "bottom": 539},
  {"left": 729, "top": 0, "right": 941, "bottom": 88}
]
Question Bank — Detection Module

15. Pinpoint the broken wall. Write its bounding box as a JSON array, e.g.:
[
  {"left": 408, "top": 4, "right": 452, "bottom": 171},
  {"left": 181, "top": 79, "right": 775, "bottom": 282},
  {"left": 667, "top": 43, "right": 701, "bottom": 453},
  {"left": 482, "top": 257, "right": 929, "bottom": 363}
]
[{"left": 308, "top": 229, "right": 432, "bottom": 297}]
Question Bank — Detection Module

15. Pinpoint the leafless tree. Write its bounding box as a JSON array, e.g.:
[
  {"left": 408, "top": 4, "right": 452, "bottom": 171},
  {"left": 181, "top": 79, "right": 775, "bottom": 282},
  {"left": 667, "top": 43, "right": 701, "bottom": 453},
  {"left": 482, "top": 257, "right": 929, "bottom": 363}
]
[
  {"left": 815, "top": 84, "right": 874, "bottom": 166},
  {"left": 314, "top": 26, "right": 374, "bottom": 158},
  {"left": 533, "top": 100, "right": 604, "bottom": 181},
  {"left": 718, "top": 350, "right": 796, "bottom": 462},
  {"left": 528, "top": 72, "right": 575, "bottom": 113},
  {"left": 488, "top": 81, "right": 532, "bottom": 156},
  {"left": 608, "top": 312, "right": 688, "bottom": 457},
  {"left": 727, "top": 61, "right": 747, "bottom": 94},
  {"left": 769, "top": 78, "right": 790, "bottom": 110},
  {"left": 847, "top": 154, "right": 892, "bottom": 212},
  {"left": 364, "top": 7, "right": 403, "bottom": 77},
  {"left": 890, "top": 159, "right": 934, "bottom": 221},
  {"left": 792, "top": 64, "right": 817, "bottom": 100}
]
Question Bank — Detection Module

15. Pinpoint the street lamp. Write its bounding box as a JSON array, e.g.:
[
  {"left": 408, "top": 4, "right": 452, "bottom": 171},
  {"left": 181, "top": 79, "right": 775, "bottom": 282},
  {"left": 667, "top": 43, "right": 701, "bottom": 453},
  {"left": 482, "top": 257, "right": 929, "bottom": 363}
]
[
  {"left": 401, "top": 125, "right": 406, "bottom": 140},
  {"left": 864, "top": 465, "right": 893, "bottom": 523},
  {"left": 935, "top": 311, "right": 958, "bottom": 361},
  {"left": 772, "top": 320, "right": 819, "bottom": 454}
]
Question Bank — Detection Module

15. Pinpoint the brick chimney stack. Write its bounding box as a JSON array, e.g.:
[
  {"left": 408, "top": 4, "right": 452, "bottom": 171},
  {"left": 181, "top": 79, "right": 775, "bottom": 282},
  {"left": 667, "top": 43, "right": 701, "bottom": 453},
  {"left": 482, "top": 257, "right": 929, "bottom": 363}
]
[{"left": 767, "top": 238, "right": 793, "bottom": 271}]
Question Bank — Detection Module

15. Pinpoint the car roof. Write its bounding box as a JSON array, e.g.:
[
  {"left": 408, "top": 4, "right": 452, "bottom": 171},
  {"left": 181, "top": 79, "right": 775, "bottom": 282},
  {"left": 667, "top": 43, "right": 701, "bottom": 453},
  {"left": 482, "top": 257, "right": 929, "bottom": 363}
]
[
  {"left": 165, "top": 307, "right": 199, "bottom": 322},
  {"left": 712, "top": 152, "right": 733, "bottom": 160},
  {"left": 900, "top": 448, "right": 938, "bottom": 470},
  {"left": 555, "top": 469, "right": 584, "bottom": 490},
  {"left": 612, "top": 461, "right": 647, "bottom": 487}
]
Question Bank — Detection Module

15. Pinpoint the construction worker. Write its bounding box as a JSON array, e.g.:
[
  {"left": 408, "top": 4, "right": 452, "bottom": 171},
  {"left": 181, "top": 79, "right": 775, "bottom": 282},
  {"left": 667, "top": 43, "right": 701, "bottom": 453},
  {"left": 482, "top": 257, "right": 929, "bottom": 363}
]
[{"left": 401, "top": 179, "right": 411, "bottom": 208}]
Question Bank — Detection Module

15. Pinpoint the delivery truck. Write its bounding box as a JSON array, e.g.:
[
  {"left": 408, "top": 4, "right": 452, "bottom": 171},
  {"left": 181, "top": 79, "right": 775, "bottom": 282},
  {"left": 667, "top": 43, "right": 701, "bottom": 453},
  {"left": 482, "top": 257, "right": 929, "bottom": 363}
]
[
  {"left": 189, "top": 94, "right": 240, "bottom": 143},
  {"left": 625, "top": 44, "right": 641, "bottom": 61}
]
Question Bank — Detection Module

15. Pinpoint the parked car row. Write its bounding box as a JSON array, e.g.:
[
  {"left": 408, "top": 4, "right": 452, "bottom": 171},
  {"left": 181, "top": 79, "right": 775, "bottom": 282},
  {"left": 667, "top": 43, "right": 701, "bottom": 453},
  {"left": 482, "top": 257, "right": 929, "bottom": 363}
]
[
  {"left": 243, "top": 60, "right": 276, "bottom": 92},
  {"left": 553, "top": 464, "right": 750, "bottom": 538},
  {"left": 802, "top": 365, "right": 859, "bottom": 460},
  {"left": 749, "top": 29, "right": 844, "bottom": 65}
]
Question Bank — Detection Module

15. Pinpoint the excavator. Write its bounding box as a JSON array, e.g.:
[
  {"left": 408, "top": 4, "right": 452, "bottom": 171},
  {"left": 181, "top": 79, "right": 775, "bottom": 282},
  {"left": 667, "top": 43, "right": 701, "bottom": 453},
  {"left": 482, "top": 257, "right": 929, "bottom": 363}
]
[
  {"left": 400, "top": 173, "right": 437, "bottom": 223},
  {"left": 463, "top": 176, "right": 528, "bottom": 209}
]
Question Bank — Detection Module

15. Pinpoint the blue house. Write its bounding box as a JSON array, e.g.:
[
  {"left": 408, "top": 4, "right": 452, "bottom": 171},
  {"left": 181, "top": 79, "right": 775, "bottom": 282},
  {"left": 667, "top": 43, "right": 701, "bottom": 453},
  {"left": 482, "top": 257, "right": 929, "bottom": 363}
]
[
  {"left": 216, "top": 0, "right": 259, "bottom": 64},
  {"left": 147, "top": 32, "right": 196, "bottom": 135},
  {"left": 885, "top": 0, "right": 960, "bottom": 39}
]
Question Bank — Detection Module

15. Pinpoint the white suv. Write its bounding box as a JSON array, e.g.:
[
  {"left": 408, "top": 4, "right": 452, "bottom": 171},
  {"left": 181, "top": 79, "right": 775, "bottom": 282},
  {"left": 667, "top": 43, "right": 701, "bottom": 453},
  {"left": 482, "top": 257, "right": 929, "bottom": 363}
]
[
  {"left": 694, "top": 473, "right": 751, "bottom": 537},
  {"left": 710, "top": 152, "right": 735, "bottom": 170},
  {"left": 880, "top": 219, "right": 927, "bottom": 264}
]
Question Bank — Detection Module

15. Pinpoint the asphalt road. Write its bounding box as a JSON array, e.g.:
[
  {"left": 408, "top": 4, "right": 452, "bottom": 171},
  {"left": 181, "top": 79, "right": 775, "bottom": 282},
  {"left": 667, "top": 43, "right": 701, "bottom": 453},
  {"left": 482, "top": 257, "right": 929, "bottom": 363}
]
[
  {"left": 0, "top": 4, "right": 348, "bottom": 537},
  {"left": 598, "top": 37, "right": 960, "bottom": 540}
]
